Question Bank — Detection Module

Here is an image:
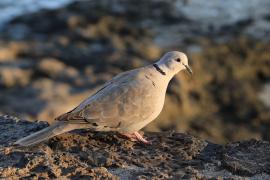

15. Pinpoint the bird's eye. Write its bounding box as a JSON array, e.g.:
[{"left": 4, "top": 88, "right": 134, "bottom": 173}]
[{"left": 175, "top": 58, "right": 181, "bottom": 62}]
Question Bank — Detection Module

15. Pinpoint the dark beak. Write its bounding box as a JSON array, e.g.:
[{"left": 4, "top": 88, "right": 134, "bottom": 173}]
[{"left": 184, "top": 65, "right": 193, "bottom": 75}]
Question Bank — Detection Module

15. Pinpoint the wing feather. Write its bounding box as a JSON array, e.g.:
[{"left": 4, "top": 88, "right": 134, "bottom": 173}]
[
  {"left": 55, "top": 67, "right": 156, "bottom": 132},
  {"left": 55, "top": 69, "right": 137, "bottom": 124}
]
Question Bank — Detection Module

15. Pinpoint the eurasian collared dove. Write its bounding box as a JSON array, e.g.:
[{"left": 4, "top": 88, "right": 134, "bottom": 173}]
[{"left": 15, "top": 51, "right": 192, "bottom": 146}]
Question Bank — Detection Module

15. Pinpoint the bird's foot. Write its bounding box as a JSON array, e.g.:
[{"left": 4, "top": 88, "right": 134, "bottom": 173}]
[{"left": 120, "top": 132, "right": 151, "bottom": 144}]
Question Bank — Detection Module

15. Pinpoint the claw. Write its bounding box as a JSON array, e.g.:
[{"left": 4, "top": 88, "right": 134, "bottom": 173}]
[{"left": 120, "top": 132, "right": 151, "bottom": 144}]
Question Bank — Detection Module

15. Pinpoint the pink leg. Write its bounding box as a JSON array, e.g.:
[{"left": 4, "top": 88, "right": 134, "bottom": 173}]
[{"left": 120, "top": 131, "right": 151, "bottom": 144}]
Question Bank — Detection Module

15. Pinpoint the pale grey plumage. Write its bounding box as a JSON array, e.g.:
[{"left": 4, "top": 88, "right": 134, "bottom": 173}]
[{"left": 15, "top": 51, "right": 192, "bottom": 146}]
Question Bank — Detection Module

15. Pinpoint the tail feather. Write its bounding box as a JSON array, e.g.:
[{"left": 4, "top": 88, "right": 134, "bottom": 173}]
[{"left": 14, "top": 121, "right": 76, "bottom": 146}]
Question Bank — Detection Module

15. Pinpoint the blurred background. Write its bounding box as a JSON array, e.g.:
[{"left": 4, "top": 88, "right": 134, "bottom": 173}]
[{"left": 0, "top": 0, "right": 269, "bottom": 144}]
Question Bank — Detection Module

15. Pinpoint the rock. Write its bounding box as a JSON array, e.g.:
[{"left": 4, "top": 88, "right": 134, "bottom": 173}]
[
  {"left": 37, "top": 58, "right": 79, "bottom": 81},
  {"left": 0, "top": 115, "right": 48, "bottom": 147},
  {"left": 223, "top": 140, "right": 270, "bottom": 176},
  {"left": 0, "top": 42, "right": 26, "bottom": 61},
  {"left": 0, "top": 115, "right": 270, "bottom": 179},
  {"left": 0, "top": 65, "right": 32, "bottom": 88},
  {"left": 258, "top": 83, "right": 270, "bottom": 108},
  {"left": 37, "top": 58, "right": 66, "bottom": 77},
  {"left": 0, "top": 0, "right": 270, "bottom": 144}
]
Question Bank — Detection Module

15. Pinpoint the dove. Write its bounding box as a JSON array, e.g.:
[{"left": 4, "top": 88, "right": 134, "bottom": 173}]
[{"left": 15, "top": 51, "right": 192, "bottom": 146}]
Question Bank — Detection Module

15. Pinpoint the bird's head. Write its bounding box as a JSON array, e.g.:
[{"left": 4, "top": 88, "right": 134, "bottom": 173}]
[{"left": 155, "top": 51, "right": 192, "bottom": 77}]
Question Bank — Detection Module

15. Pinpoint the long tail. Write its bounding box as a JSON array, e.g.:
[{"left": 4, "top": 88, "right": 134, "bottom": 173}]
[{"left": 14, "top": 121, "right": 77, "bottom": 146}]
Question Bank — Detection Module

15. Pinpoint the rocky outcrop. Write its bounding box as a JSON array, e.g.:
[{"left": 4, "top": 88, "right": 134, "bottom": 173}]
[
  {"left": 0, "top": 0, "right": 270, "bottom": 144},
  {"left": 0, "top": 115, "right": 269, "bottom": 179}
]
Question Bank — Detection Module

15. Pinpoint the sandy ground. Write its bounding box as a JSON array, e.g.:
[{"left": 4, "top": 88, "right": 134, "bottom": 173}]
[{"left": 1, "top": 115, "right": 270, "bottom": 179}]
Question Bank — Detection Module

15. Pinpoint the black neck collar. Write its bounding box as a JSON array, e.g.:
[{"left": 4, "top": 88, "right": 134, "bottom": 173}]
[{"left": 153, "top": 64, "right": 166, "bottom": 76}]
